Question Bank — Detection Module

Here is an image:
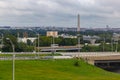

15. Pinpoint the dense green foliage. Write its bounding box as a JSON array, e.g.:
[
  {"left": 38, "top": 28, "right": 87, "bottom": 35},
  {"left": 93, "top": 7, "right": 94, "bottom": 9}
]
[
  {"left": 2, "top": 35, "right": 34, "bottom": 52},
  {"left": 0, "top": 60, "right": 120, "bottom": 80},
  {"left": 0, "top": 29, "right": 119, "bottom": 52},
  {"left": 35, "top": 36, "right": 78, "bottom": 46},
  {"left": 2, "top": 34, "right": 120, "bottom": 52},
  {"left": 81, "top": 43, "right": 120, "bottom": 52}
]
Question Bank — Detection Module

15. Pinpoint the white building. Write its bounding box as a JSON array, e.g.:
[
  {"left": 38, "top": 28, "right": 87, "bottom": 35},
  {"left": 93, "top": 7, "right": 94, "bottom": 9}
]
[
  {"left": 113, "top": 33, "right": 120, "bottom": 41},
  {"left": 83, "top": 35, "right": 100, "bottom": 45},
  {"left": 18, "top": 37, "right": 36, "bottom": 43},
  {"left": 59, "top": 34, "right": 77, "bottom": 38}
]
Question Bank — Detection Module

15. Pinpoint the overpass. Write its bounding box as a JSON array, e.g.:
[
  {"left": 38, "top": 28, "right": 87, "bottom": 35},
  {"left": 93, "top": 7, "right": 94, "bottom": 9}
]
[
  {"left": 60, "top": 52, "right": 120, "bottom": 59},
  {"left": 39, "top": 46, "right": 82, "bottom": 51},
  {"left": 60, "top": 52, "right": 120, "bottom": 69},
  {"left": 1, "top": 52, "right": 120, "bottom": 64},
  {"left": 1, "top": 52, "right": 120, "bottom": 61}
]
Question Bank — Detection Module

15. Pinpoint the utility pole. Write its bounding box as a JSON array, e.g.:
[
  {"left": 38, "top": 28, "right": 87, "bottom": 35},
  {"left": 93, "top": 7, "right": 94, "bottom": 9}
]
[
  {"left": 38, "top": 34, "right": 39, "bottom": 52},
  {"left": 34, "top": 39, "right": 36, "bottom": 52},
  {"left": 12, "top": 44, "right": 15, "bottom": 80},
  {"left": 115, "top": 41, "right": 118, "bottom": 52},
  {"left": 111, "top": 38, "right": 113, "bottom": 52},
  {"left": 52, "top": 27, "right": 55, "bottom": 55},
  {"left": 1, "top": 34, "right": 3, "bottom": 52},
  {"left": 103, "top": 38, "right": 105, "bottom": 52},
  {"left": 77, "top": 14, "right": 80, "bottom": 52},
  {"left": 17, "top": 33, "right": 19, "bottom": 41},
  {"left": 6, "top": 38, "right": 15, "bottom": 80},
  {"left": 37, "top": 33, "right": 40, "bottom": 58}
]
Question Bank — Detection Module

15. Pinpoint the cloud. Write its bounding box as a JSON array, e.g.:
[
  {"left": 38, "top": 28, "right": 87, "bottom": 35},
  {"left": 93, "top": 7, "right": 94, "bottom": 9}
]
[{"left": 0, "top": 0, "right": 120, "bottom": 28}]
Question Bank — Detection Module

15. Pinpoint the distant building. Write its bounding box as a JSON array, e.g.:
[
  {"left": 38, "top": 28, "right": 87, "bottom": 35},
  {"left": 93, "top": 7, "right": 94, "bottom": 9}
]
[
  {"left": 0, "top": 26, "right": 11, "bottom": 30},
  {"left": 17, "top": 32, "right": 36, "bottom": 43},
  {"left": 112, "top": 33, "right": 120, "bottom": 41},
  {"left": 59, "top": 34, "right": 77, "bottom": 38},
  {"left": 83, "top": 35, "right": 100, "bottom": 45},
  {"left": 83, "top": 35, "right": 100, "bottom": 41},
  {"left": 46, "top": 31, "right": 58, "bottom": 37},
  {"left": 18, "top": 37, "right": 36, "bottom": 43}
]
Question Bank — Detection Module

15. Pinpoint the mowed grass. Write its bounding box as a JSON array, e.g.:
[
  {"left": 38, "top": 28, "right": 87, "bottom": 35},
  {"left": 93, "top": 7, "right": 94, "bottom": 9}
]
[{"left": 0, "top": 59, "right": 120, "bottom": 80}]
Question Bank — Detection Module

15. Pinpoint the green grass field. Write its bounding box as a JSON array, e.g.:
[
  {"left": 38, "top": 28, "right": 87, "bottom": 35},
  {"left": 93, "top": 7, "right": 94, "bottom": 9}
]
[{"left": 0, "top": 59, "right": 120, "bottom": 80}]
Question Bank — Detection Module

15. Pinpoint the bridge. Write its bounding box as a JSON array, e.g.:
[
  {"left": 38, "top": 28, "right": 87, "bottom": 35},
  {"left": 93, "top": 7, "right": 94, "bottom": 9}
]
[
  {"left": 39, "top": 46, "right": 82, "bottom": 51},
  {"left": 60, "top": 52, "right": 120, "bottom": 69},
  {"left": 0, "top": 52, "right": 120, "bottom": 60}
]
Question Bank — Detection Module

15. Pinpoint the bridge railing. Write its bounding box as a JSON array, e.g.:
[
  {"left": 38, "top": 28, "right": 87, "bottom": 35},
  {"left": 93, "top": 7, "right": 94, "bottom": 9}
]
[{"left": 60, "top": 52, "right": 120, "bottom": 58}]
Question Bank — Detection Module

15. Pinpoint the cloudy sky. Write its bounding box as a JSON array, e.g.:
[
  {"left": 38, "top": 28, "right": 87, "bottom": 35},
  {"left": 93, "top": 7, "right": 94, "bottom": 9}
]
[{"left": 0, "top": 0, "right": 120, "bottom": 28}]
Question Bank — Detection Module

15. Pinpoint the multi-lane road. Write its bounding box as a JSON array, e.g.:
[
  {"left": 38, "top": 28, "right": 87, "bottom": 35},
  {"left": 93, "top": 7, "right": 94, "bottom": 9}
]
[{"left": 0, "top": 52, "right": 120, "bottom": 60}]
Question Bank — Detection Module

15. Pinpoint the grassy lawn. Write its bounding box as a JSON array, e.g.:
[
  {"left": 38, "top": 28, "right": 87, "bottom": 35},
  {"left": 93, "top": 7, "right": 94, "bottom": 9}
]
[{"left": 0, "top": 59, "right": 120, "bottom": 80}]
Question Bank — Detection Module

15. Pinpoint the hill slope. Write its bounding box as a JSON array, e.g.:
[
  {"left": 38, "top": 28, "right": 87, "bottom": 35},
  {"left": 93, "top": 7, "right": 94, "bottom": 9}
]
[{"left": 0, "top": 59, "right": 120, "bottom": 80}]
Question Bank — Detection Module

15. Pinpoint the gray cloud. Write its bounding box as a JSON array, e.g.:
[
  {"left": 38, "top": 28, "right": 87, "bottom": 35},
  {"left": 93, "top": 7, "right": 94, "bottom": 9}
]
[{"left": 0, "top": 0, "right": 120, "bottom": 28}]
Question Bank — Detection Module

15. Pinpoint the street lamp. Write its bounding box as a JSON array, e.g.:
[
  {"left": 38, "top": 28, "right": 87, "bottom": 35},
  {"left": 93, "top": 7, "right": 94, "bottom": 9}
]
[
  {"left": 37, "top": 33, "right": 40, "bottom": 59},
  {"left": 6, "top": 38, "right": 15, "bottom": 80},
  {"left": 0, "top": 34, "right": 3, "bottom": 52},
  {"left": 31, "top": 30, "right": 40, "bottom": 53},
  {"left": 37, "top": 34, "right": 40, "bottom": 53},
  {"left": 33, "top": 33, "right": 40, "bottom": 59},
  {"left": 111, "top": 38, "right": 113, "bottom": 52},
  {"left": 115, "top": 41, "right": 118, "bottom": 52},
  {"left": 103, "top": 38, "right": 105, "bottom": 52}
]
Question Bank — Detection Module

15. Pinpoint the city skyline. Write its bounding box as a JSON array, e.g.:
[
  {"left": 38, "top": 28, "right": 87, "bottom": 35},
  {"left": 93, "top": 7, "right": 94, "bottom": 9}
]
[{"left": 0, "top": 0, "right": 120, "bottom": 28}]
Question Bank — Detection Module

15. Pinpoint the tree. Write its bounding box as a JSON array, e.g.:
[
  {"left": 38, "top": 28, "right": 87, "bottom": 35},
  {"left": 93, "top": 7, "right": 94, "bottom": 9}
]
[
  {"left": 36, "top": 36, "right": 51, "bottom": 47},
  {"left": 27, "top": 39, "right": 32, "bottom": 46},
  {"left": 2, "top": 35, "right": 34, "bottom": 52},
  {"left": 2, "top": 35, "right": 17, "bottom": 52}
]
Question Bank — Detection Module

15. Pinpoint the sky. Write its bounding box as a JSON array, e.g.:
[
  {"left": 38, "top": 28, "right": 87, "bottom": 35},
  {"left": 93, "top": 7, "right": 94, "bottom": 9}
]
[{"left": 0, "top": 0, "right": 120, "bottom": 28}]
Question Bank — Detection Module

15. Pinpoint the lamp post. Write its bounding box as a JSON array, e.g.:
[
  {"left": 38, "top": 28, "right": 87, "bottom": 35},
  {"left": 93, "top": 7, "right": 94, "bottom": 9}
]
[
  {"left": 0, "top": 34, "right": 3, "bottom": 52},
  {"left": 115, "top": 41, "right": 118, "bottom": 52},
  {"left": 6, "top": 38, "right": 15, "bottom": 80},
  {"left": 37, "top": 33, "right": 40, "bottom": 59},
  {"left": 32, "top": 32, "right": 39, "bottom": 59},
  {"left": 111, "top": 38, "right": 113, "bottom": 52},
  {"left": 34, "top": 33, "right": 40, "bottom": 59},
  {"left": 103, "top": 38, "right": 105, "bottom": 52},
  {"left": 52, "top": 33, "right": 55, "bottom": 54},
  {"left": 37, "top": 34, "right": 40, "bottom": 53},
  {"left": 32, "top": 31, "right": 40, "bottom": 53}
]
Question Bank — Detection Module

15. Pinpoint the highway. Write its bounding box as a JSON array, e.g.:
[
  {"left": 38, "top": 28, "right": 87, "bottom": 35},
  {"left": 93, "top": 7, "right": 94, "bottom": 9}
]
[
  {"left": 0, "top": 52, "right": 120, "bottom": 60},
  {"left": 60, "top": 52, "right": 120, "bottom": 57},
  {"left": 40, "top": 46, "right": 82, "bottom": 51}
]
